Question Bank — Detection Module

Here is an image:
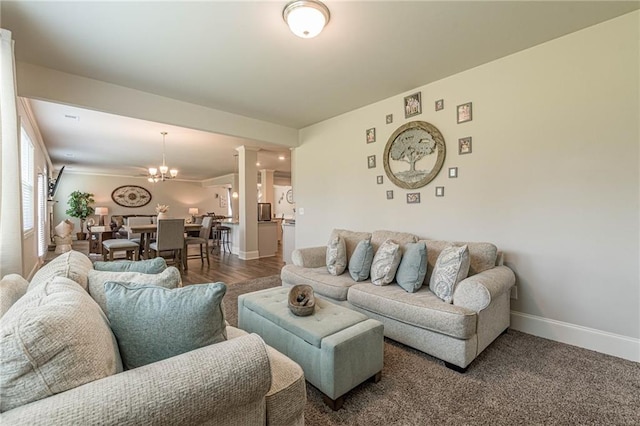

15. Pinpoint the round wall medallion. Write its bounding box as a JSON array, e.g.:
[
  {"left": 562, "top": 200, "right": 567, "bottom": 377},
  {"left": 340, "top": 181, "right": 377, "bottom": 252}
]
[
  {"left": 111, "top": 185, "right": 152, "bottom": 208},
  {"left": 383, "top": 121, "right": 446, "bottom": 189},
  {"left": 286, "top": 189, "right": 294, "bottom": 204}
]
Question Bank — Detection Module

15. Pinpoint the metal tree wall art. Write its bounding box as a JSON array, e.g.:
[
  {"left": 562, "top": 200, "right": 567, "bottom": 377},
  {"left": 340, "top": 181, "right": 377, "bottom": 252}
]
[{"left": 383, "top": 121, "right": 446, "bottom": 189}]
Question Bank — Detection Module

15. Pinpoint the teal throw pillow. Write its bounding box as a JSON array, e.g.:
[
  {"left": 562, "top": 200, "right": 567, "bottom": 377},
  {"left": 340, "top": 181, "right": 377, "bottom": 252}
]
[
  {"left": 348, "top": 238, "right": 374, "bottom": 282},
  {"left": 395, "top": 242, "right": 427, "bottom": 293},
  {"left": 93, "top": 257, "right": 167, "bottom": 274},
  {"left": 105, "top": 282, "right": 228, "bottom": 370}
]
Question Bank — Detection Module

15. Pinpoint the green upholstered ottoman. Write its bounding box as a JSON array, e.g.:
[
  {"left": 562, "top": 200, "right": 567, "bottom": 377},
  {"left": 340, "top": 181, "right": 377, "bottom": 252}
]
[{"left": 238, "top": 287, "right": 384, "bottom": 410}]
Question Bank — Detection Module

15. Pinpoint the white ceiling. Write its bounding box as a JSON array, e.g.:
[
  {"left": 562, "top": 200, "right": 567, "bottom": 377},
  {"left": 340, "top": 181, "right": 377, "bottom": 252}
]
[{"left": 3, "top": 1, "right": 638, "bottom": 181}]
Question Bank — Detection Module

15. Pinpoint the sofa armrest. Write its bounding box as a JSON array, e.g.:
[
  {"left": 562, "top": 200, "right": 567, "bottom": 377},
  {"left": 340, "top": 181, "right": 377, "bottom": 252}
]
[
  {"left": 292, "top": 246, "right": 327, "bottom": 268},
  {"left": 453, "top": 266, "right": 516, "bottom": 312},
  {"left": 2, "top": 334, "right": 272, "bottom": 425}
]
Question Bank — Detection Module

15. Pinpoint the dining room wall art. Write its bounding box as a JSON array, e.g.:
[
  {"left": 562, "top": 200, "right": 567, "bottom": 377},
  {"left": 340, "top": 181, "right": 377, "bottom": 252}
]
[{"left": 111, "top": 185, "right": 152, "bottom": 208}]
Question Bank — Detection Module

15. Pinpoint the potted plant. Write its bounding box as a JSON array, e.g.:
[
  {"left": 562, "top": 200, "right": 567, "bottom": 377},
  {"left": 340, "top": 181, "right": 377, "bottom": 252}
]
[{"left": 66, "top": 191, "right": 95, "bottom": 240}]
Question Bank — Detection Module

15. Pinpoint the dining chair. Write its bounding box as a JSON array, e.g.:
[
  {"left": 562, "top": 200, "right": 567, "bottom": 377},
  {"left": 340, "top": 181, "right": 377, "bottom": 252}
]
[
  {"left": 126, "top": 216, "right": 154, "bottom": 257},
  {"left": 149, "top": 219, "right": 185, "bottom": 271},
  {"left": 183, "top": 216, "right": 213, "bottom": 270}
]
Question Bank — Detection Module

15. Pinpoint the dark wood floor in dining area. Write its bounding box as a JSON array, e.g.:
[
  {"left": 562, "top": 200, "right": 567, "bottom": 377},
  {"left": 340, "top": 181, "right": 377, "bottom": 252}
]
[
  {"left": 66, "top": 239, "right": 285, "bottom": 286},
  {"left": 180, "top": 245, "right": 285, "bottom": 286}
]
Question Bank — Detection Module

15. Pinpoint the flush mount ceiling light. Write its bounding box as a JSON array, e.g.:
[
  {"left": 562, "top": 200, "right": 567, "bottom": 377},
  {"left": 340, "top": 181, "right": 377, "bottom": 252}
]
[{"left": 283, "top": 0, "right": 330, "bottom": 39}]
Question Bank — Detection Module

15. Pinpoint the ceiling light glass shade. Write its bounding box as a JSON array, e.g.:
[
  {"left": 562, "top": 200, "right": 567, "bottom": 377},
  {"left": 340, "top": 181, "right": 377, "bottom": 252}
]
[
  {"left": 148, "top": 167, "right": 158, "bottom": 175},
  {"left": 159, "top": 165, "right": 168, "bottom": 174},
  {"left": 283, "top": 0, "right": 330, "bottom": 38},
  {"left": 170, "top": 169, "right": 178, "bottom": 178},
  {"left": 232, "top": 191, "right": 239, "bottom": 199}
]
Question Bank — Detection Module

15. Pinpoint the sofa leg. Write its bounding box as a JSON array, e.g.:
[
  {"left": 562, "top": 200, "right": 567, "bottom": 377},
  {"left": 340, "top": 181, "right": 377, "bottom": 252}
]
[
  {"left": 370, "top": 371, "right": 382, "bottom": 383},
  {"left": 444, "top": 361, "right": 467, "bottom": 374},
  {"left": 322, "top": 394, "right": 344, "bottom": 411}
]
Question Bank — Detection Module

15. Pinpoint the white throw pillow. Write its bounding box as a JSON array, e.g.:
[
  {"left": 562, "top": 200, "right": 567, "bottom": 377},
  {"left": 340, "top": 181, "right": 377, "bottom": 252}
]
[
  {"left": 88, "top": 266, "right": 182, "bottom": 315},
  {"left": 326, "top": 235, "right": 347, "bottom": 276},
  {"left": 0, "top": 277, "right": 121, "bottom": 412},
  {"left": 370, "top": 239, "right": 402, "bottom": 286},
  {"left": 429, "top": 245, "right": 470, "bottom": 303}
]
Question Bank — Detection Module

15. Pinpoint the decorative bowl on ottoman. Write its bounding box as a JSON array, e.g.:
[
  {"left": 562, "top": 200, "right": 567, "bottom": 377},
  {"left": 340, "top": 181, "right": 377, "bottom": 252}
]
[{"left": 288, "top": 284, "right": 315, "bottom": 316}]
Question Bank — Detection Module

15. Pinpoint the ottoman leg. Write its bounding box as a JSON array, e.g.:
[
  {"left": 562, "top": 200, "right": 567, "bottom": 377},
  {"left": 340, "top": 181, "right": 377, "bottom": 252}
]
[{"left": 322, "top": 394, "right": 344, "bottom": 411}]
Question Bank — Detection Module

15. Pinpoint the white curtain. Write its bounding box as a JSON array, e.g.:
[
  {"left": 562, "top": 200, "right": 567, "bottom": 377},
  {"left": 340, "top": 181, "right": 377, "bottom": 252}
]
[{"left": 0, "top": 28, "right": 24, "bottom": 277}]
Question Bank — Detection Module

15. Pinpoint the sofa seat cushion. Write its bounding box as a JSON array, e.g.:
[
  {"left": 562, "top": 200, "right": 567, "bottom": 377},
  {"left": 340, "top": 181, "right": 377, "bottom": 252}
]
[
  {"left": 0, "top": 277, "right": 121, "bottom": 412},
  {"left": 28, "top": 251, "right": 93, "bottom": 292},
  {"left": 281, "top": 265, "right": 359, "bottom": 301},
  {"left": 241, "top": 287, "right": 368, "bottom": 348},
  {"left": 347, "top": 283, "right": 477, "bottom": 339}
]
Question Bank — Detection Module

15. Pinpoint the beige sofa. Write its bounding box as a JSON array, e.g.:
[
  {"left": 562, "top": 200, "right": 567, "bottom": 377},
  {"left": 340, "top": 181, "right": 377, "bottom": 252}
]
[
  {"left": 281, "top": 229, "right": 516, "bottom": 372},
  {"left": 0, "top": 251, "right": 306, "bottom": 425}
]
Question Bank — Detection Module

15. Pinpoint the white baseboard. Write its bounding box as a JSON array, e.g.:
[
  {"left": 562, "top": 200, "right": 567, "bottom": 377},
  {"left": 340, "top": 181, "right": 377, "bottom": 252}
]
[
  {"left": 238, "top": 250, "right": 260, "bottom": 260},
  {"left": 510, "top": 311, "right": 640, "bottom": 363}
]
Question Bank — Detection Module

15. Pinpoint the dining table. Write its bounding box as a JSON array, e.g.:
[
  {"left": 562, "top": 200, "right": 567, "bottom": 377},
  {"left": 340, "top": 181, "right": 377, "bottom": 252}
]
[{"left": 126, "top": 222, "right": 202, "bottom": 260}]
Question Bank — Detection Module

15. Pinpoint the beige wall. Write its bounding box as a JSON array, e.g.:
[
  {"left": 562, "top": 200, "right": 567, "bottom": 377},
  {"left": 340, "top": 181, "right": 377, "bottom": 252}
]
[
  {"left": 295, "top": 12, "right": 639, "bottom": 359},
  {"left": 19, "top": 99, "right": 52, "bottom": 278},
  {"left": 52, "top": 173, "right": 224, "bottom": 230}
]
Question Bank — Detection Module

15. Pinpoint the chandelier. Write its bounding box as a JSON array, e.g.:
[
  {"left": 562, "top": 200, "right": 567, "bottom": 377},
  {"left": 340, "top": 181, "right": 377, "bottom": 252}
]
[{"left": 148, "top": 132, "right": 178, "bottom": 182}]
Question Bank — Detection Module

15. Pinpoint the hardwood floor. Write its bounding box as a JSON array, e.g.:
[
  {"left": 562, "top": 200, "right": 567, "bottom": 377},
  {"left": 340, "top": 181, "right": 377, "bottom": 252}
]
[
  {"left": 180, "top": 244, "right": 285, "bottom": 286},
  {"left": 58, "top": 239, "right": 285, "bottom": 285}
]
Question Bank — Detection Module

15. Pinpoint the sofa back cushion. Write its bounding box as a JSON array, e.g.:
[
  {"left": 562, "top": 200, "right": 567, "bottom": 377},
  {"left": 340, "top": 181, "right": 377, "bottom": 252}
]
[
  {"left": 0, "top": 274, "right": 29, "bottom": 319},
  {"left": 88, "top": 267, "right": 182, "bottom": 315},
  {"left": 371, "top": 230, "right": 418, "bottom": 254},
  {"left": 0, "top": 277, "right": 121, "bottom": 412},
  {"left": 329, "top": 229, "right": 372, "bottom": 261},
  {"left": 28, "top": 251, "right": 93, "bottom": 292},
  {"left": 422, "top": 240, "right": 498, "bottom": 282}
]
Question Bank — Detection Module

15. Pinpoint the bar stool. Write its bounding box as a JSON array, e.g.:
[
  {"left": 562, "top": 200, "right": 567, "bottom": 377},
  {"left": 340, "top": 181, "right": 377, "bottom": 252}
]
[{"left": 215, "top": 225, "right": 231, "bottom": 253}]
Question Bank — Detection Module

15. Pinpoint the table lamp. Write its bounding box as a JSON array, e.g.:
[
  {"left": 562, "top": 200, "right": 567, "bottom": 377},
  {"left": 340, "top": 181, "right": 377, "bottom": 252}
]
[
  {"left": 189, "top": 208, "right": 199, "bottom": 222},
  {"left": 95, "top": 207, "right": 109, "bottom": 226}
]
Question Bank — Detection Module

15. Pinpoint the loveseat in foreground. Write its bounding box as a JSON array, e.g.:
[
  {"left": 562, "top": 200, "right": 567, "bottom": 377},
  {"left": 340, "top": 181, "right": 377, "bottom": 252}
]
[
  {"left": 0, "top": 251, "right": 306, "bottom": 425},
  {"left": 281, "top": 229, "right": 516, "bottom": 371}
]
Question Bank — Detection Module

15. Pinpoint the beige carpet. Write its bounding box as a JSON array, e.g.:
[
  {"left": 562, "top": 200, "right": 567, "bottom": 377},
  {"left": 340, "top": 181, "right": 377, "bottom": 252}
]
[{"left": 224, "top": 276, "right": 639, "bottom": 426}]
